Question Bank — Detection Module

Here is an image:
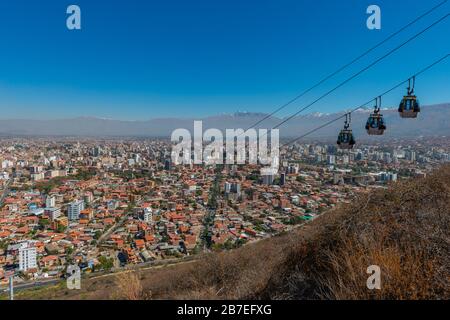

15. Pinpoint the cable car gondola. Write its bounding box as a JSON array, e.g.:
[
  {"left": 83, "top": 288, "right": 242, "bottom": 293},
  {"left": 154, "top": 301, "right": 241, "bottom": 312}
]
[
  {"left": 337, "top": 113, "right": 355, "bottom": 149},
  {"left": 399, "top": 76, "right": 420, "bottom": 118},
  {"left": 366, "top": 96, "right": 386, "bottom": 135}
]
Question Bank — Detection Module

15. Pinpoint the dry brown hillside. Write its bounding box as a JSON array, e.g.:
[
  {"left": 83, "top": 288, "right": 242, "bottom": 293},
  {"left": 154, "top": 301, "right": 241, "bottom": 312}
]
[
  {"left": 259, "top": 165, "right": 450, "bottom": 300},
  {"left": 13, "top": 165, "right": 450, "bottom": 300},
  {"left": 122, "top": 164, "right": 450, "bottom": 300}
]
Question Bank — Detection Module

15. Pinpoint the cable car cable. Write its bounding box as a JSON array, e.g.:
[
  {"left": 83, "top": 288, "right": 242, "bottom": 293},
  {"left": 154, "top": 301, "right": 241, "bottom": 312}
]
[
  {"left": 280, "top": 53, "right": 450, "bottom": 148},
  {"left": 266, "top": 13, "right": 449, "bottom": 136},
  {"left": 242, "top": 0, "right": 449, "bottom": 132},
  {"left": 258, "top": 13, "right": 449, "bottom": 142}
]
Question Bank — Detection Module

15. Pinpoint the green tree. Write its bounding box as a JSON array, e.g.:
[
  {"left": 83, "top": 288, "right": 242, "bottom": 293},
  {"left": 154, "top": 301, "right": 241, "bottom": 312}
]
[
  {"left": 98, "top": 256, "right": 114, "bottom": 271},
  {"left": 57, "top": 224, "right": 67, "bottom": 233},
  {"left": 38, "top": 218, "right": 50, "bottom": 229},
  {"left": 94, "top": 230, "right": 102, "bottom": 240}
]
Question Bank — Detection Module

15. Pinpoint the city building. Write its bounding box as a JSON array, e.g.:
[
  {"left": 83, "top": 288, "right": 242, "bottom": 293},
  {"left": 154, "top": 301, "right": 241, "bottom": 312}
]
[
  {"left": 327, "top": 155, "right": 336, "bottom": 165},
  {"left": 280, "top": 173, "right": 286, "bottom": 186},
  {"left": 19, "top": 242, "right": 37, "bottom": 272},
  {"left": 143, "top": 207, "right": 153, "bottom": 224},
  {"left": 45, "top": 196, "right": 56, "bottom": 208},
  {"left": 263, "top": 174, "right": 274, "bottom": 185},
  {"left": 68, "top": 200, "right": 85, "bottom": 221}
]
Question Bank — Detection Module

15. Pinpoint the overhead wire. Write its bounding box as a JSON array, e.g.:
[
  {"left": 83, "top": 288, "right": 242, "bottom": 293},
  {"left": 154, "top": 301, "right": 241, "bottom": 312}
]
[
  {"left": 243, "top": 0, "right": 449, "bottom": 131},
  {"left": 267, "top": 12, "right": 449, "bottom": 135},
  {"left": 280, "top": 53, "right": 450, "bottom": 148}
]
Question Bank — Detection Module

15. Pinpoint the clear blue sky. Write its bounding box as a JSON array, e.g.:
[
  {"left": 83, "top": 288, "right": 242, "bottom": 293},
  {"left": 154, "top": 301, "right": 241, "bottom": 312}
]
[{"left": 0, "top": 0, "right": 448, "bottom": 120}]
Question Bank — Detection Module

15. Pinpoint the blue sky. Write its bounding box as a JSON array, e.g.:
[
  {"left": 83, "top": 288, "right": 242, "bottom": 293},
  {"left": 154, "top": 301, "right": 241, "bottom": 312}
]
[{"left": 0, "top": 0, "right": 448, "bottom": 120}]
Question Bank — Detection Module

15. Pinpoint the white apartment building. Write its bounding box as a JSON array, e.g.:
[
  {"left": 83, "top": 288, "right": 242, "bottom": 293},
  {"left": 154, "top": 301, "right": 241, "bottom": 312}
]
[
  {"left": 19, "top": 242, "right": 37, "bottom": 272},
  {"left": 45, "top": 207, "right": 62, "bottom": 221},
  {"left": 68, "top": 200, "right": 85, "bottom": 221},
  {"left": 46, "top": 195, "right": 56, "bottom": 208},
  {"left": 143, "top": 207, "right": 153, "bottom": 224}
]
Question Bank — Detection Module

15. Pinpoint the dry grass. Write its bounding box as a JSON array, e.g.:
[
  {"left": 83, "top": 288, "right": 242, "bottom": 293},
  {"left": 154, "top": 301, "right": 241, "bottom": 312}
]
[
  {"left": 112, "top": 269, "right": 145, "bottom": 300},
  {"left": 137, "top": 165, "right": 450, "bottom": 300},
  {"left": 132, "top": 233, "right": 296, "bottom": 299},
  {"left": 260, "top": 164, "right": 450, "bottom": 300}
]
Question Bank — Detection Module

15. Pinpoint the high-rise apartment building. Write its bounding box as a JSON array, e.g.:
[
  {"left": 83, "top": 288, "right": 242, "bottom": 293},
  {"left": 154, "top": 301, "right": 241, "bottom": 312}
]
[
  {"left": 68, "top": 200, "right": 85, "bottom": 221},
  {"left": 45, "top": 195, "right": 56, "bottom": 208},
  {"left": 19, "top": 242, "right": 37, "bottom": 272},
  {"left": 143, "top": 208, "right": 153, "bottom": 224}
]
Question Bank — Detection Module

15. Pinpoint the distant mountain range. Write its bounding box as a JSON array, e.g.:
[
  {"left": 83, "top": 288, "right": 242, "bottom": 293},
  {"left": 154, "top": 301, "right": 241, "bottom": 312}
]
[{"left": 0, "top": 103, "right": 449, "bottom": 138}]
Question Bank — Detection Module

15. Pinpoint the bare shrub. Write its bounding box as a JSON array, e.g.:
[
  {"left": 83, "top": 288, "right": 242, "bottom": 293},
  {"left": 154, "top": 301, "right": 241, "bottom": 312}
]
[{"left": 113, "top": 270, "right": 145, "bottom": 300}]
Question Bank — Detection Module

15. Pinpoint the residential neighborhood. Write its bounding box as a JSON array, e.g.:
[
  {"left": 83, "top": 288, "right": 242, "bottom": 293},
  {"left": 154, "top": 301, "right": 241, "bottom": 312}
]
[{"left": 1, "top": 137, "right": 449, "bottom": 287}]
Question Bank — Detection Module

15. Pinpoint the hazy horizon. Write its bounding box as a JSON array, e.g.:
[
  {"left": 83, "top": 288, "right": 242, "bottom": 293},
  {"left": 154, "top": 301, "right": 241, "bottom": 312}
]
[{"left": 0, "top": 101, "right": 448, "bottom": 122}]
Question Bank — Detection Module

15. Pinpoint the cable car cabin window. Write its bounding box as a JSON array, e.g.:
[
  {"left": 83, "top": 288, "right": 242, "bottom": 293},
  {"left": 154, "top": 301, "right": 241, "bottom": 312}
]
[
  {"left": 369, "top": 117, "right": 378, "bottom": 128},
  {"left": 415, "top": 99, "right": 420, "bottom": 111},
  {"left": 367, "top": 115, "right": 383, "bottom": 129},
  {"left": 338, "top": 131, "right": 354, "bottom": 144},
  {"left": 342, "top": 133, "right": 349, "bottom": 142},
  {"left": 405, "top": 99, "right": 412, "bottom": 110}
]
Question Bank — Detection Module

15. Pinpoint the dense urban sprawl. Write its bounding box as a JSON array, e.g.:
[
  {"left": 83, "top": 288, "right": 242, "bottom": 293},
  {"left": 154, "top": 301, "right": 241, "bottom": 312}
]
[{"left": 0, "top": 137, "right": 449, "bottom": 287}]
